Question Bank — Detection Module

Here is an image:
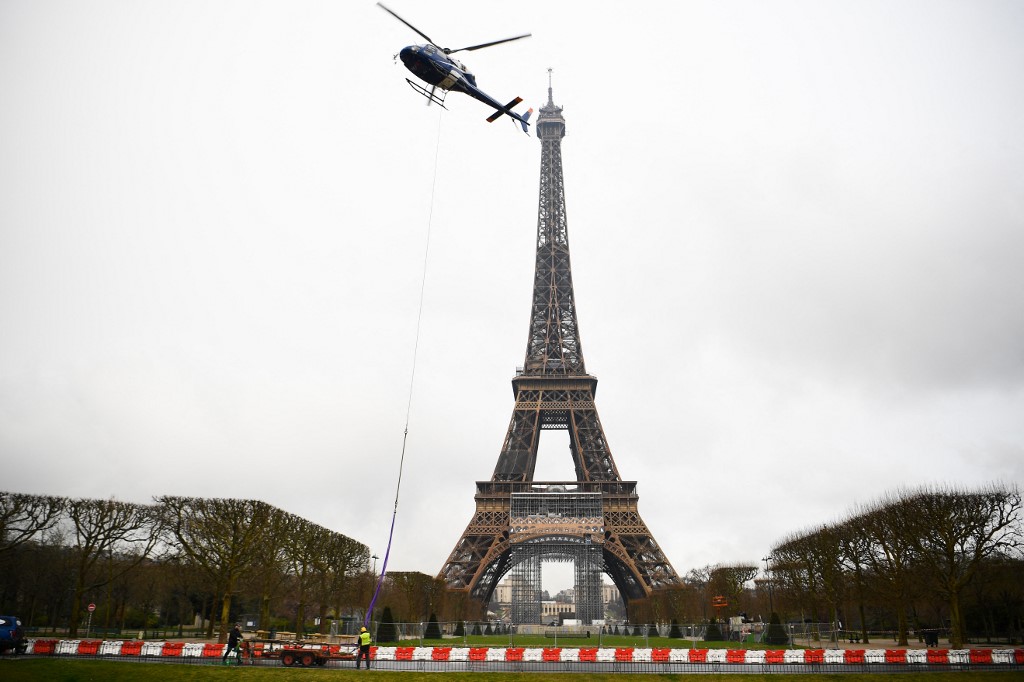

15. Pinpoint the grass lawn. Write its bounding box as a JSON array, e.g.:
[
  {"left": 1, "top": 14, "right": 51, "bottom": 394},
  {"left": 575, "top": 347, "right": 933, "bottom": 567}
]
[{"left": 2, "top": 660, "right": 1022, "bottom": 682}]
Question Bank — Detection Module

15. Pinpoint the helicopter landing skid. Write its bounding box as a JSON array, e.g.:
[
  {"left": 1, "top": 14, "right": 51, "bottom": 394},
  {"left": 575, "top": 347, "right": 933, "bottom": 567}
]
[{"left": 406, "top": 79, "right": 449, "bottom": 108}]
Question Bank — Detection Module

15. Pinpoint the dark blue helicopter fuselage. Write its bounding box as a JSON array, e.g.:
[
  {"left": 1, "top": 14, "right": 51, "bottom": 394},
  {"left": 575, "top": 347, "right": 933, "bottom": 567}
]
[
  {"left": 399, "top": 45, "right": 478, "bottom": 93},
  {"left": 396, "top": 43, "right": 532, "bottom": 132}
]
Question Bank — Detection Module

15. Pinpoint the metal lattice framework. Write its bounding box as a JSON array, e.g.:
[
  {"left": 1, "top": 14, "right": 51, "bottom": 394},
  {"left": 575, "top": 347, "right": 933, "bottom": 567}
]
[
  {"left": 507, "top": 491, "right": 605, "bottom": 624},
  {"left": 439, "top": 76, "right": 680, "bottom": 620},
  {"left": 510, "top": 540, "right": 604, "bottom": 625}
]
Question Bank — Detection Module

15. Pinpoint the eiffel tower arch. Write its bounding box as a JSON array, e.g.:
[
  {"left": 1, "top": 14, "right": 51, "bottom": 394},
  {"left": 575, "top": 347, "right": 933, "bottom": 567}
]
[{"left": 438, "top": 76, "right": 680, "bottom": 622}]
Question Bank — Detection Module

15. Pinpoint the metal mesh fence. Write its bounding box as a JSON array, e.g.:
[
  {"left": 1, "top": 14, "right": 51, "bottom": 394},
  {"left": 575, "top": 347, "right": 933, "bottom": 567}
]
[{"left": 366, "top": 620, "right": 876, "bottom": 648}]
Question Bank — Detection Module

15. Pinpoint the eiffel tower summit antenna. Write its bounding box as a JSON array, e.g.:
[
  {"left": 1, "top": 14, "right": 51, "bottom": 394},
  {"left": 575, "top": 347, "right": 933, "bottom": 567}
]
[{"left": 438, "top": 77, "right": 680, "bottom": 621}]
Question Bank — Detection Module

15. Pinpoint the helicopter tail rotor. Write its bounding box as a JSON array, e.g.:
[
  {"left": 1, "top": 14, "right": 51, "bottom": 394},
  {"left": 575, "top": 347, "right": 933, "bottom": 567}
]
[{"left": 486, "top": 97, "right": 532, "bottom": 134}]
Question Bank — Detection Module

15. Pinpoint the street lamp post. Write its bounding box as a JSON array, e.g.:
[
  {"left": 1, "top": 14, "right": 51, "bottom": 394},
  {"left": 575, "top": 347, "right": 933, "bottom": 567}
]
[
  {"left": 367, "top": 554, "right": 381, "bottom": 629},
  {"left": 762, "top": 556, "right": 775, "bottom": 617}
]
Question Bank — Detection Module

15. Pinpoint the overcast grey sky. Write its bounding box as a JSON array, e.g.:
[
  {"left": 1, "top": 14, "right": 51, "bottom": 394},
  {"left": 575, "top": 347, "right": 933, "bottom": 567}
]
[{"left": 2, "top": 0, "right": 1023, "bottom": 594}]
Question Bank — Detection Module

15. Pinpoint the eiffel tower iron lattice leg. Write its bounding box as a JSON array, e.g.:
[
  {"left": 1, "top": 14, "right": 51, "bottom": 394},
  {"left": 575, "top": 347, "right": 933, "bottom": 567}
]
[{"left": 438, "top": 75, "right": 679, "bottom": 620}]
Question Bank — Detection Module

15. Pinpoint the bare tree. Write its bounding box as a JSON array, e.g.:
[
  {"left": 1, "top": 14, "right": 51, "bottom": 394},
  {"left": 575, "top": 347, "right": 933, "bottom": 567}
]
[
  {"left": 650, "top": 583, "right": 700, "bottom": 625},
  {"left": 836, "top": 520, "right": 874, "bottom": 643},
  {"left": 282, "top": 515, "right": 335, "bottom": 635},
  {"left": 246, "top": 511, "right": 291, "bottom": 633},
  {"left": 905, "top": 483, "right": 1022, "bottom": 648},
  {"left": 849, "top": 495, "right": 920, "bottom": 646},
  {"left": 684, "top": 564, "right": 713, "bottom": 623},
  {"left": 709, "top": 563, "right": 759, "bottom": 620},
  {"left": 64, "top": 497, "right": 162, "bottom": 636},
  {"left": 1, "top": 529, "right": 72, "bottom": 630},
  {"left": 774, "top": 525, "right": 847, "bottom": 630},
  {"left": 319, "top": 533, "right": 369, "bottom": 631},
  {"left": 157, "top": 496, "right": 274, "bottom": 642},
  {"left": 1, "top": 492, "right": 65, "bottom": 554},
  {"left": 772, "top": 530, "right": 829, "bottom": 622},
  {"left": 388, "top": 571, "right": 439, "bottom": 623}
]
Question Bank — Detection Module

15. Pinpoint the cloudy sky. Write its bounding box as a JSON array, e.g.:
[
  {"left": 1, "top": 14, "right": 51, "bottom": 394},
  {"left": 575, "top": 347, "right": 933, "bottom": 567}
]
[{"left": 3, "top": 0, "right": 1023, "bottom": 594}]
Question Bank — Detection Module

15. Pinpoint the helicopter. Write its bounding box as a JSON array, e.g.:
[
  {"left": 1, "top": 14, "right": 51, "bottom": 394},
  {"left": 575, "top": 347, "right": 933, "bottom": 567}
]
[{"left": 377, "top": 3, "right": 533, "bottom": 133}]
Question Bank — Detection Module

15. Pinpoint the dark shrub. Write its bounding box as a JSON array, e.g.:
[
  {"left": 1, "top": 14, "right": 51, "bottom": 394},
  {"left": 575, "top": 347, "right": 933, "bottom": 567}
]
[
  {"left": 669, "top": 619, "right": 682, "bottom": 638},
  {"left": 376, "top": 607, "right": 398, "bottom": 643},
  {"left": 424, "top": 614, "right": 441, "bottom": 640},
  {"left": 764, "top": 612, "right": 789, "bottom": 645}
]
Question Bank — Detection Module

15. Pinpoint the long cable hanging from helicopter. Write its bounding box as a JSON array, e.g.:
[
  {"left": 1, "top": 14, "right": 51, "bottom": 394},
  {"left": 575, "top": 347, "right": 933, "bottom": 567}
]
[
  {"left": 364, "top": 108, "right": 443, "bottom": 624},
  {"left": 364, "top": 3, "right": 533, "bottom": 625}
]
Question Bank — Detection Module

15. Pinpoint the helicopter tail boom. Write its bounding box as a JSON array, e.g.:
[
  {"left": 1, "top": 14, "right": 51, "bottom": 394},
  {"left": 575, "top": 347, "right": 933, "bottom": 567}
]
[{"left": 486, "top": 97, "right": 532, "bottom": 133}]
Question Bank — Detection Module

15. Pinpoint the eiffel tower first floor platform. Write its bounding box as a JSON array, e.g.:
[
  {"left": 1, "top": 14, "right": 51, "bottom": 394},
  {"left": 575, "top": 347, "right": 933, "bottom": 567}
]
[{"left": 438, "top": 480, "right": 680, "bottom": 617}]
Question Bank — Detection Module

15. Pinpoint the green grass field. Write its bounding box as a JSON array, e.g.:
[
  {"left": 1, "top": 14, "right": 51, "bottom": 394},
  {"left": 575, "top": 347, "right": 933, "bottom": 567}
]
[{"left": 2, "top": 660, "right": 1022, "bottom": 682}]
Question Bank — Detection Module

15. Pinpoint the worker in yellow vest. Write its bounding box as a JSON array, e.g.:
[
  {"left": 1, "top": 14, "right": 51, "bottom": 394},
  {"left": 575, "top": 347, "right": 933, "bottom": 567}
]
[{"left": 356, "top": 626, "right": 372, "bottom": 669}]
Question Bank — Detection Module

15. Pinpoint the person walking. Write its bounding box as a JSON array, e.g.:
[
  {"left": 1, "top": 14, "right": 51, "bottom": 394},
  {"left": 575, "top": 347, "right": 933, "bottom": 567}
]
[
  {"left": 223, "top": 623, "right": 242, "bottom": 663},
  {"left": 356, "top": 626, "right": 372, "bottom": 669}
]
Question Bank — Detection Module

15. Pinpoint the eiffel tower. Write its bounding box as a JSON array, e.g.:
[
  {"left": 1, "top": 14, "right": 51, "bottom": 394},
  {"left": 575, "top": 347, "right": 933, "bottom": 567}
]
[{"left": 439, "top": 75, "right": 679, "bottom": 620}]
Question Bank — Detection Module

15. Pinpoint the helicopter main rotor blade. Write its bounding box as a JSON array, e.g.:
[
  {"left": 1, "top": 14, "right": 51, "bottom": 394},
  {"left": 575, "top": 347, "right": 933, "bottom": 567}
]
[
  {"left": 377, "top": 2, "right": 438, "bottom": 48},
  {"left": 447, "top": 33, "right": 532, "bottom": 54}
]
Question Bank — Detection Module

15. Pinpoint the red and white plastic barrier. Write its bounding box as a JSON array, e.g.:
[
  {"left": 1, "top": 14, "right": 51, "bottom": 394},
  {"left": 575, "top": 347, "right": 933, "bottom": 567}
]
[
  {"left": 364, "top": 645, "right": 1024, "bottom": 665},
  {"left": 26, "top": 640, "right": 1024, "bottom": 666},
  {"left": 27, "top": 639, "right": 224, "bottom": 657}
]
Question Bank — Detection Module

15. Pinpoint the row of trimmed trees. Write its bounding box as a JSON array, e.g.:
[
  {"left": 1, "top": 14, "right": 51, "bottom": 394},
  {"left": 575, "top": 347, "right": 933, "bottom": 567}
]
[
  {"left": 626, "top": 484, "right": 1022, "bottom": 648},
  {"left": 1, "top": 492, "right": 370, "bottom": 641},
  {"left": 769, "top": 484, "right": 1022, "bottom": 648}
]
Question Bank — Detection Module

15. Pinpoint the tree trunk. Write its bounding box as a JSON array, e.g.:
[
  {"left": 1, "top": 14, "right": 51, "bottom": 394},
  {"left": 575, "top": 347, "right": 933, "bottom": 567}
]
[
  {"left": 896, "top": 603, "right": 909, "bottom": 646},
  {"left": 204, "top": 594, "right": 215, "bottom": 639},
  {"left": 27, "top": 593, "right": 37, "bottom": 630},
  {"left": 219, "top": 591, "right": 232, "bottom": 643},
  {"left": 260, "top": 595, "right": 271, "bottom": 633},
  {"left": 948, "top": 589, "right": 965, "bottom": 649},
  {"left": 69, "top": 580, "right": 84, "bottom": 636},
  {"left": 334, "top": 598, "right": 345, "bottom": 631}
]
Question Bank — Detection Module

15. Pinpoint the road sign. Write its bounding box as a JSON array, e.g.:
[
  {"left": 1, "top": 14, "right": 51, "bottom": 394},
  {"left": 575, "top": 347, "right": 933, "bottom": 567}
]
[{"left": 88, "top": 603, "right": 96, "bottom": 612}]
